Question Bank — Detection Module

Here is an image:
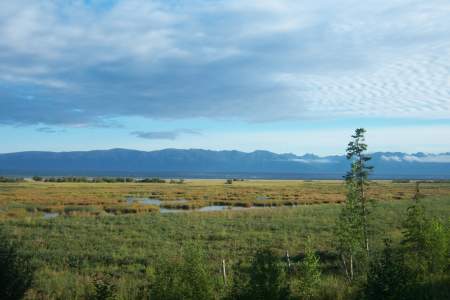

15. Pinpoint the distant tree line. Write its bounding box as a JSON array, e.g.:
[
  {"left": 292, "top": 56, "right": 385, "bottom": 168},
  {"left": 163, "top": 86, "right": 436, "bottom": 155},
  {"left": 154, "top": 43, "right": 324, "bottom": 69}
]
[
  {"left": 31, "top": 176, "right": 177, "bottom": 183},
  {"left": 0, "top": 176, "right": 24, "bottom": 183},
  {"left": 225, "top": 178, "right": 245, "bottom": 184}
]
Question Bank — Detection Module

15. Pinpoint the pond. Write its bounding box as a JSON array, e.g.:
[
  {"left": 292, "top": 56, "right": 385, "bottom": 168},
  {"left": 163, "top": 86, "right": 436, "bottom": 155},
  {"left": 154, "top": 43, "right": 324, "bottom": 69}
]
[
  {"left": 43, "top": 212, "right": 60, "bottom": 219},
  {"left": 160, "top": 205, "right": 273, "bottom": 213},
  {"left": 125, "top": 197, "right": 299, "bottom": 214},
  {"left": 127, "top": 197, "right": 161, "bottom": 205},
  {"left": 198, "top": 205, "right": 247, "bottom": 212}
]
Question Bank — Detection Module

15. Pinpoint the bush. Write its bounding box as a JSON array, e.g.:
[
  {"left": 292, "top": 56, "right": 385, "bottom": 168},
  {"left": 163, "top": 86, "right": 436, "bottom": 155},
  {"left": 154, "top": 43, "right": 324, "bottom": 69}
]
[
  {"left": 0, "top": 229, "right": 34, "bottom": 300},
  {"left": 364, "top": 203, "right": 450, "bottom": 300},
  {"left": 138, "top": 178, "right": 166, "bottom": 183},
  {"left": 32, "top": 176, "right": 43, "bottom": 182},
  {"left": 298, "top": 238, "right": 321, "bottom": 299},
  {"left": 402, "top": 203, "right": 449, "bottom": 276},
  {"left": 364, "top": 239, "right": 416, "bottom": 300},
  {"left": 229, "top": 249, "right": 290, "bottom": 300},
  {"left": 0, "top": 177, "right": 23, "bottom": 183},
  {"left": 90, "top": 272, "right": 116, "bottom": 300},
  {"left": 151, "top": 244, "right": 214, "bottom": 300}
]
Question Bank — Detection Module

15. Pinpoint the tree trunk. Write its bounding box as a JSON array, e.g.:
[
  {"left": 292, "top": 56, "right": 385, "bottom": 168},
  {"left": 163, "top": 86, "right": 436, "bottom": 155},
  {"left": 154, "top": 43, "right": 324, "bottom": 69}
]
[
  {"left": 359, "top": 155, "right": 370, "bottom": 258},
  {"left": 341, "top": 254, "right": 350, "bottom": 282},
  {"left": 222, "top": 259, "right": 227, "bottom": 285},
  {"left": 350, "top": 254, "right": 354, "bottom": 281}
]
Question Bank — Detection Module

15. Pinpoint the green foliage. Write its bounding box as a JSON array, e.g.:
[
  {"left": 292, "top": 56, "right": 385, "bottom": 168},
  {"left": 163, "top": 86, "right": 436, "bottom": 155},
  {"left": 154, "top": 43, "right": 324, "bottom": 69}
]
[
  {"left": 229, "top": 249, "right": 290, "bottom": 300},
  {"left": 40, "top": 176, "right": 167, "bottom": 183},
  {"left": 336, "top": 128, "right": 373, "bottom": 281},
  {"left": 298, "top": 237, "right": 321, "bottom": 299},
  {"left": 0, "top": 176, "right": 23, "bottom": 183},
  {"left": 169, "top": 178, "right": 185, "bottom": 184},
  {"left": 402, "top": 202, "right": 449, "bottom": 277},
  {"left": 32, "top": 176, "right": 43, "bottom": 182},
  {"left": 426, "top": 219, "right": 449, "bottom": 274},
  {"left": 151, "top": 244, "right": 215, "bottom": 300},
  {"left": 364, "top": 201, "right": 450, "bottom": 300},
  {"left": 335, "top": 182, "right": 365, "bottom": 281},
  {"left": 364, "top": 239, "right": 416, "bottom": 300},
  {"left": 345, "top": 128, "right": 373, "bottom": 184},
  {"left": 91, "top": 272, "right": 116, "bottom": 300},
  {"left": 138, "top": 178, "right": 166, "bottom": 183},
  {"left": 0, "top": 229, "right": 34, "bottom": 300}
]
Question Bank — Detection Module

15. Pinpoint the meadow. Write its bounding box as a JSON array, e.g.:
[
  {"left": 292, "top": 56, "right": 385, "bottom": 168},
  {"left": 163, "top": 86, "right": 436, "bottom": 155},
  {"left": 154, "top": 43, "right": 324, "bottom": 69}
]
[{"left": 0, "top": 180, "right": 449, "bottom": 299}]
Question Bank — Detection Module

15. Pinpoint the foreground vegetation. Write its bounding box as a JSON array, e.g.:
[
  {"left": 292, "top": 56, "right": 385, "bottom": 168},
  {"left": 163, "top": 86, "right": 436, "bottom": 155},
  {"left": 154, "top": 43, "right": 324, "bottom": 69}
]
[{"left": 0, "top": 194, "right": 448, "bottom": 299}]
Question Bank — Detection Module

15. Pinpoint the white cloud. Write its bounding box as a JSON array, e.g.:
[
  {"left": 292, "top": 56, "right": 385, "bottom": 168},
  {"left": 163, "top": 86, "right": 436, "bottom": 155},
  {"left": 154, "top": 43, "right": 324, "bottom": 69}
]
[
  {"left": 381, "top": 154, "right": 450, "bottom": 163},
  {"left": 0, "top": 0, "right": 449, "bottom": 125},
  {"left": 131, "top": 129, "right": 200, "bottom": 140},
  {"left": 381, "top": 155, "right": 402, "bottom": 162},
  {"left": 403, "top": 155, "right": 450, "bottom": 163},
  {"left": 291, "top": 158, "right": 333, "bottom": 164}
]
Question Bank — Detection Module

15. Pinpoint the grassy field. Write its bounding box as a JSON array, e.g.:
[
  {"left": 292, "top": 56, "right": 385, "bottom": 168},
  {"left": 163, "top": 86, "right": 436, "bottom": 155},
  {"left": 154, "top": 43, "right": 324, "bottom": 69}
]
[{"left": 1, "top": 180, "right": 449, "bottom": 299}]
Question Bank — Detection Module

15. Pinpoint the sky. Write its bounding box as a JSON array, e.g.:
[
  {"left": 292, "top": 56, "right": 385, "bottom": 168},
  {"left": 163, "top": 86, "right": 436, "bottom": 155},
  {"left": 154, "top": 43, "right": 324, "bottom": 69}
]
[{"left": 0, "top": 0, "right": 449, "bottom": 155}]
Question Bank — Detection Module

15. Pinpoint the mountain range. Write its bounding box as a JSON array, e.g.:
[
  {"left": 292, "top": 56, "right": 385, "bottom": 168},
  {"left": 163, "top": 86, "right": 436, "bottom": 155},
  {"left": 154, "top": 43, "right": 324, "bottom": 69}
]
[{"left": 0, "top": 148, "right": 449, "bottom": 179}]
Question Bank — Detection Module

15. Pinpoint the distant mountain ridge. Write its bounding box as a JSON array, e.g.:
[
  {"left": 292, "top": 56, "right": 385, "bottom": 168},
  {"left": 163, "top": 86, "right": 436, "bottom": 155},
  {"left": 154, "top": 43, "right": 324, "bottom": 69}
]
[{"left": 1, "top": 148, "right": 450, "bottom": 179}]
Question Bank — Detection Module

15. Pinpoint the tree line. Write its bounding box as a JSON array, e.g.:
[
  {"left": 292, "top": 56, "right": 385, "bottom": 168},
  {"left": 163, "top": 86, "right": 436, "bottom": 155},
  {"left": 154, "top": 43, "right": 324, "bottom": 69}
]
[{"left": 31, "top": 176, "right": 182, "bottom": 183}]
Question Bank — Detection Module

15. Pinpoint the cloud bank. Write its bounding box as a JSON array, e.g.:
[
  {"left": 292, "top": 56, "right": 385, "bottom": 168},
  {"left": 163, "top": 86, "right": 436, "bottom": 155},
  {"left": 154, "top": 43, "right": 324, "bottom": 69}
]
[
  {"left": 0, "top": 0, "right": 449, "bottom": 126},
  {"left": 131, "top": 129, "right": 200, "bottom": 140},
  {"left": 382, "top": 154, "right": 450, "bottom": 163}
]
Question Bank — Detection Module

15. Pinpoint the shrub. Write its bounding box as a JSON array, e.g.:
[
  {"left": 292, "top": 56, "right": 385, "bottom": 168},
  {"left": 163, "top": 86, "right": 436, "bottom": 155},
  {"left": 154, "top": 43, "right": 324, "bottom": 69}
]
[
  {"left": 138, "top": 178, "right": 166, "bottom": 183},
  {"left": 298, "top": 237, "right": 321, "bottom": 299},
  {"left": 402, "top": 203, "right": 449, "bottom": 276},
  {"left": 91, "top": 272, "right": 116, "bottom": 300},
  {"left": 32, "top": 176, "right": 43, "bottom": 182},
  {"left": 151, "top": 244, "right": 215, "bottom": 300},
  {"left": 0, "top": 229, "right": 34, "bottom": 300},
  {"left": 229, "top": 249, "right": 290, "bottom": 300},
  {"left": 364, "top": 239, "right": 416, "bottom": 300},
  {"left": 0, "top": 177, "right": 23, "bottom": 183}
]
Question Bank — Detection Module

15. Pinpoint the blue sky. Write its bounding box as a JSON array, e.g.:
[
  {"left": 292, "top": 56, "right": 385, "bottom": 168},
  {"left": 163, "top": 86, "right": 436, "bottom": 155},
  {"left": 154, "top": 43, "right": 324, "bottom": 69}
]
[{"left": 1, "top": 0, "right": 449, "bottom": 155}]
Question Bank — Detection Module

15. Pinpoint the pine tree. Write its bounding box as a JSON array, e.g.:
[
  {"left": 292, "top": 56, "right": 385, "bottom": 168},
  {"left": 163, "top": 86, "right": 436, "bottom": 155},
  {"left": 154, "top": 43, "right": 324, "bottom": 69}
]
[
  {"left": 336, "top": 128, "right": 373, "bottom": 281},
  {"left": 345, "top": 128, "right": 373, "bottom": 257}
]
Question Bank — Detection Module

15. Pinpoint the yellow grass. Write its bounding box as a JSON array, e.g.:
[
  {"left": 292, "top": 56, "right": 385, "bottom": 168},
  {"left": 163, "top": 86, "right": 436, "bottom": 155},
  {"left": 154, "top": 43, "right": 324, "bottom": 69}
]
[{"left": 1, "top": 180, "right": 449, "bottom": 219}]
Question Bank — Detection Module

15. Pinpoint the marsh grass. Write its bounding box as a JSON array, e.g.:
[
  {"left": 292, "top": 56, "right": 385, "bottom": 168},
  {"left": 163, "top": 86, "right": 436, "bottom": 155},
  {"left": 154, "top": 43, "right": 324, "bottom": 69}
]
[
  {"left": 0, "top": 181, "right": 449, "bottom": 298},
  {"left": 1, "top": 195, "right": 449, "bottom": 298}
]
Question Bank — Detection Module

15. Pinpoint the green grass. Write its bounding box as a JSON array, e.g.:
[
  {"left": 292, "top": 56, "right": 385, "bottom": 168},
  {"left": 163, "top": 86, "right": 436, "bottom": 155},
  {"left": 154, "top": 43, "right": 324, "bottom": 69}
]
[{"left": 1, "top": 193, "right": 449, "bottom": 299}]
